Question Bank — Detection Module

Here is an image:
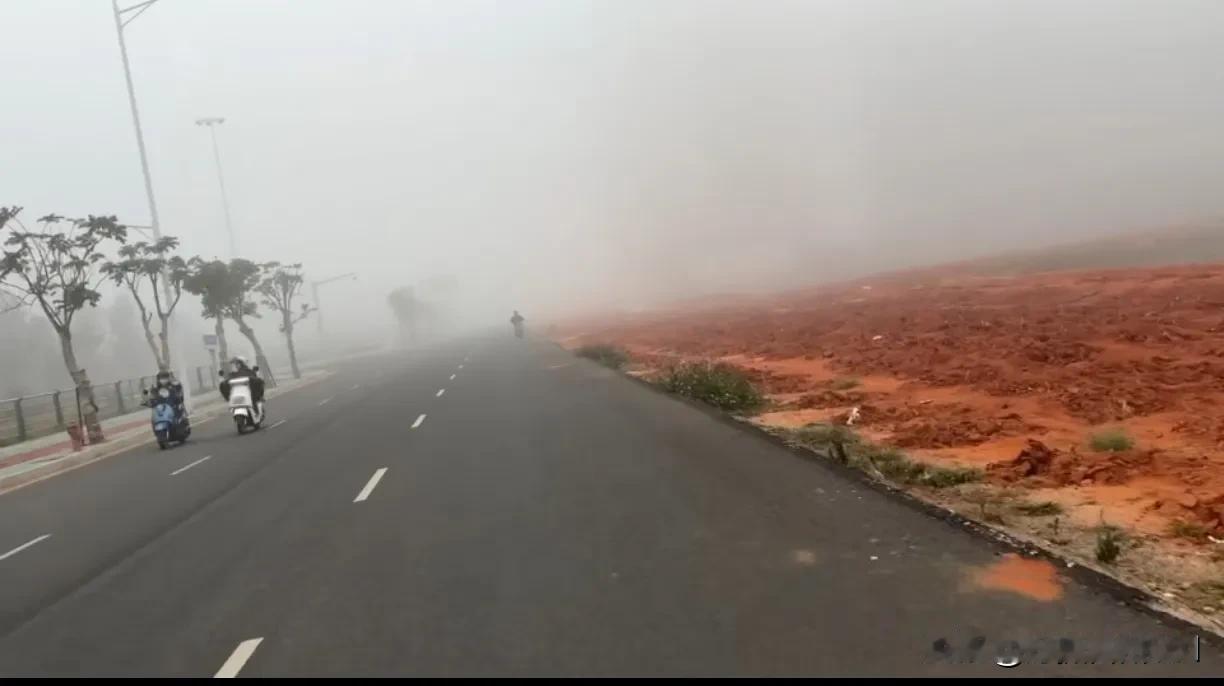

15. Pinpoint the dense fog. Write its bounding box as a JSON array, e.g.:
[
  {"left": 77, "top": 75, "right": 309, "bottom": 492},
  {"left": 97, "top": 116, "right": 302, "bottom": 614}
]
[{"left": 5, "top": 0, "right": 1224, "bottom": 395}]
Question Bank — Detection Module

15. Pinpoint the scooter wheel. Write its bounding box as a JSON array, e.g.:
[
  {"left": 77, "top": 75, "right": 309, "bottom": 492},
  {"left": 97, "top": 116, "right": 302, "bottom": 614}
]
[{"left": 158, "top": 440, "right": 168, "bottom": 450}]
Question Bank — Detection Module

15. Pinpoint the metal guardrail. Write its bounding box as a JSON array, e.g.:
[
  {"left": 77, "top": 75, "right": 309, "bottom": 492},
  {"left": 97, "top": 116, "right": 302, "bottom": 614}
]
[
  {"left": 0, "top": 344, "right": 381, "bottom": 449},
  {"left": 0, "top": 365, "right": 220, "bottom": 448}
]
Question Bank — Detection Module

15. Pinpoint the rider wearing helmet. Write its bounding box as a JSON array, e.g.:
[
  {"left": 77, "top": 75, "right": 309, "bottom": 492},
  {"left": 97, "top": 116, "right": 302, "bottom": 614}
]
[
  {"left": 150, "top": 369, "right": 185, "bottom": 411},
  {"left": 220, "top": 355, "right": 265, "bottom": 409}
]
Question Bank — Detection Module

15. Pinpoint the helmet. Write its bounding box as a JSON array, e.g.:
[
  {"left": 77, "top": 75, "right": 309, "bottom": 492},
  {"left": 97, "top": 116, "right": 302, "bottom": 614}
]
[{"left": 231, "top": 355, "right": 249, "bottom": 367}]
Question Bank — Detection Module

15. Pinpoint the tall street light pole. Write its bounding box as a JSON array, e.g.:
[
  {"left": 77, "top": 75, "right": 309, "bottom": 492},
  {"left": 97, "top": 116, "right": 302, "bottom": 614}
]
[
  {"left": 195, "top": 117, "right": 237, "bottom": 258},
  {"left": 112, "top": 0, "right": 192, "bottom": 406},
  {"left": 311, "top": 273, "right": 358, "bottom": 337},
  {"left": 112, "top": 0, "right": 165, "bottom": 249}
]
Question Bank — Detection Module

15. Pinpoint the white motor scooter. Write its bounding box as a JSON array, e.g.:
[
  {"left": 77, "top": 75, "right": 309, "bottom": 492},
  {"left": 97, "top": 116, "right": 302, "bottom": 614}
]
[{"left": 227, "top": 376, "right": 265, "bottom": 434}]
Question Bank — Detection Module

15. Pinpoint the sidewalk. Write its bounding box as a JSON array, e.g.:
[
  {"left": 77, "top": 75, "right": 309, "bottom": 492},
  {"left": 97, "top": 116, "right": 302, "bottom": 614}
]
[{"left": 0, "top": 370, "right": 331, "bottom": 495}]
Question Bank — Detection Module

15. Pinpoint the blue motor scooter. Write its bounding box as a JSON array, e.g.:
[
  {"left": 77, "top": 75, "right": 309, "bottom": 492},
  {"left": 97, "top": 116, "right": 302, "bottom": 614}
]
[{"left": 143, "top": 386, "right": 191, "bottom": 449}]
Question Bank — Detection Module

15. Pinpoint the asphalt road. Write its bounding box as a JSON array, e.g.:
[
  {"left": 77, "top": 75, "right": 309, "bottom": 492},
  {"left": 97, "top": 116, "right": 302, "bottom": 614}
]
[{"left": 0, "top": 334, "right": 1216, "bottom": 676}]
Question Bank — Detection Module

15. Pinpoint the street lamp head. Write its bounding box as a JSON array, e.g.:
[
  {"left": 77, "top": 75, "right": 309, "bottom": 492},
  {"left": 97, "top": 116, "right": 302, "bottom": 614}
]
[{"left": 195, "top": 117, "right": 226, "bottom": 127}]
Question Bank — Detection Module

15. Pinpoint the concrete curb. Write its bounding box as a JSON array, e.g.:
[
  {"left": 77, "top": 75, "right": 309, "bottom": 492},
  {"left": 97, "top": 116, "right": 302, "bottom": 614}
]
[
  {"left": 0, "top": 370, "right": 333, "bottom": 497},
  {"left": 554, "top": 340, "right": 1224, "bottom": 645}
]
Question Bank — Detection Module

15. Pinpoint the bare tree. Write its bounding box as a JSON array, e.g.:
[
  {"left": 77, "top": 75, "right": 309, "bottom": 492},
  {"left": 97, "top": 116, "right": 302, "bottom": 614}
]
[
  {"left": 257, "top": 262, "right": 314, "bottom": 379},
  {"left": 102, "top": 237, "right": 187, "bottom": 372},
  {"left": 0, "top": 207, "right": 127, "bottom": 442}
]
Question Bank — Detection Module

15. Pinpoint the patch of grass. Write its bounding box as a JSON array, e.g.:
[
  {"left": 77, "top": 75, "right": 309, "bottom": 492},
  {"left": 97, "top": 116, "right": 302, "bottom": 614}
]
[
  {"left": 1169, "top": 520, "right": 1211, "bottom": 544},
  {"left": 859, "top": 444, "right": 980, "bottom": 488},
  {"left": 786, "top": 423, "right": 979, "bottom": 487},
  {"left": 1186, "top": 581, "right": 1224, "bottom": 608},
  {"left": 1089, "top": 428, "right": 1134, "bottom": 453},
  {"left": 961, "top": 485, "right": 1008, "bottom": 523},
  {"left": 924, "top": 466, "right": 982, "bottom": 488},
  {"left": 830, "top": 377, "right": 861, "bottom": 391},
  {"left": 660, "top": 361, "right": 766, "bottom": 414},
  {"left": 860, "top": 444, "right": 923, "bottom": 481},
  {"left": 792, "top": 422, "right": 860, "bottom": 449},
  {"left": 575, "top": 343, "right": 630, "bottom": 370},
  {"left": 1095, "top": 525, "right": 1125, "bottom": 564},
  {"left": 1015, "top": 501, "right": 1064, "bottom": 517}
]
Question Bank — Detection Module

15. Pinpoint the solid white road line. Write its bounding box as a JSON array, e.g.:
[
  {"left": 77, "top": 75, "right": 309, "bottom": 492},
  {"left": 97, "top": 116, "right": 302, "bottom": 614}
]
[
  {"left": 269, "top": 419, "right": 287, "bottom": 429},
  {"left": 436, "top": 388, "right": 445, "bottom": 397},
  {"left": 0, "top": 534, "right": 51, "bottom": 561},
  {"left": 449, "top": 373, "right": 456, "bottom": 380},
  {"left": 351, "top": 384, "right": 362, "bottom": 390},
  {"left": 170, "top": 455, "right": 213, "bottom": 476},
  {"left": 354, "top": 468, "right": 388, "bottom": 503},
  {"left": 215, "top": 638, "right": 264, "bottom": 678},
  {"left": 458, "top": 364, "right": 464, "bottom": 370},
  {"left": 412, "top": 414, "right": 426, "bottom": 429},
  {"left": 318, "top": 397, "right": 332, "bottom": 406}
]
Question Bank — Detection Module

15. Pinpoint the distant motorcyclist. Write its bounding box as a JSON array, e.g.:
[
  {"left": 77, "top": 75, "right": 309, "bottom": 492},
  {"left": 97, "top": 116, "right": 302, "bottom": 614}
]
[
  {"left": 510, "top": 310, "right": 525, "bottom": 338},
  {"left": 220, "top": 356, "right": 265, "bottom": 411}
]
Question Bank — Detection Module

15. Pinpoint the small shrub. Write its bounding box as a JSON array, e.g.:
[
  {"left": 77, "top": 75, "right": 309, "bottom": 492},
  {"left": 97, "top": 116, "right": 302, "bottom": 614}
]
[
  {"left": 1169, "top": 520, "right": 1210, "bottom": 543},
  {"left": 830, "top": 377, "right": 860, "bottom": 390},
  {"left": 575, "top": 343, "right": 629, "bottom": 370},
  {"left": 1089, "top": 429, "right": 1134, "bottom": 453},
  {"left": 1096, "top": 525, "right": 1125, "bottom": 563},
  {"left": 1015, "top": 501, "right": 1064, "bottom": 517},
  {"left": 660, "top": 361, "right": 765, "bottom": 414}
]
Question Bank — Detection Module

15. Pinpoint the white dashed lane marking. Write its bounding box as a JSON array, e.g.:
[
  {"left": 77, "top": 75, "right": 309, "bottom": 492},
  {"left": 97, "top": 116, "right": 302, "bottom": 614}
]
[
  {"left": 0, "top": 534, "right": 51, "bottom": 561},
  {"left": 215, "top": 638, "right": 263, "bottom": 678},
  {"left": 170, "top": 455, "right": 212, "bottom": 476},
  {"left": 354, "top": 468, "right": 388, "bottom": 503}
]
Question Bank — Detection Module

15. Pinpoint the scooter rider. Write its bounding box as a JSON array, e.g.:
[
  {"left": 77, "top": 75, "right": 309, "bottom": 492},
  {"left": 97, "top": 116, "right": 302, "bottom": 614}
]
[
  {"left": 148, "top": 370, "right": 185, "bottom": 412},
  {"left": 220, "top": 356, "right": 266, "bottom": 414}
]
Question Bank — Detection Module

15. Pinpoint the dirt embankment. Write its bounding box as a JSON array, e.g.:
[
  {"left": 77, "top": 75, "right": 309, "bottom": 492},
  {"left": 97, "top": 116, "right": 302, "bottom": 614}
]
[{"left": 558, "top": 264, "right": 1224, "bottom": 543}]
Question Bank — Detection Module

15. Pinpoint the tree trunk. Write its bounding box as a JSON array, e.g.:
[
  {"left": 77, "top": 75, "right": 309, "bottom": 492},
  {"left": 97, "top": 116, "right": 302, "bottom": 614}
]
[
  {"left": 158, "top": 315, "right": 172, "bottom": 372},
  {"left": 59, "top": 332, "right": 104, "bottom": 443},
  {"left": 283, "top": 314, "right": 301, "bottom": 379},
  {"left": 214, "top": 317, "right": 230, "bottom": 371},
  {"left": 139, "top": 316, "right": 165, "bottom": 371},
  {"left": 235, "top": 317, "right": 274, "bottom": 386}
]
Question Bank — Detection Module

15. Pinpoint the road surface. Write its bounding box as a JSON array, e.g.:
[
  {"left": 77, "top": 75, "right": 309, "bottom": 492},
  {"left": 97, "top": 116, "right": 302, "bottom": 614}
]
[{"left": 0, "top": 335, "right": 1215, "bottom": 676}]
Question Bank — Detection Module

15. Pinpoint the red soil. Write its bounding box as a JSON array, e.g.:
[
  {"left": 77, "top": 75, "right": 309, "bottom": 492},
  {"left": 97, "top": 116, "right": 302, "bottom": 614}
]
[
  {"left": 969, "top": 554, "right": 1064, "bottom": 602},
  {"left": 559, "top": 264, "right": 1224, "bottom": 537}
]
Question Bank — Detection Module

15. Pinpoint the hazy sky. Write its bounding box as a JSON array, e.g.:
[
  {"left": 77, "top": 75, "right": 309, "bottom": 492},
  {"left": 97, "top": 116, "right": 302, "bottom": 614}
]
[{"left": 6, "top": 0, "right": 1224, "bottom": 318}]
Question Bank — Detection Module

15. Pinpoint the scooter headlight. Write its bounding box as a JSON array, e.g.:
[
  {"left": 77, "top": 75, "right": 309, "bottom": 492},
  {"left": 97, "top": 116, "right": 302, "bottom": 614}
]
[{"left": 158, "top": 388, "right": 170, "bottom": 398}]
